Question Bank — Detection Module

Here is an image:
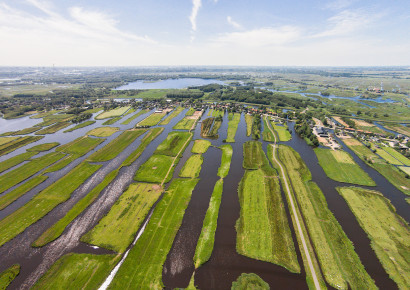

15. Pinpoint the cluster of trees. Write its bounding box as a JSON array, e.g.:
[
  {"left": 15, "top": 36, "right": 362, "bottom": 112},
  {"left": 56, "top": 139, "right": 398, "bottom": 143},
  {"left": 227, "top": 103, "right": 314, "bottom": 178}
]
[
  {"left": 294, "top": 115, "right": 319, "bottom": 147},
  {"left": 72, "top": 113, "right": 92, "bottom": 123},
  {"left": 165, "top": 91, "right": 204, "bottom": 99},
  {"left": 189, "top": 84, "right": 225, "bottom": 92},
  {"left": 252, "top": 114, "right": 261, "bottom": 140}
]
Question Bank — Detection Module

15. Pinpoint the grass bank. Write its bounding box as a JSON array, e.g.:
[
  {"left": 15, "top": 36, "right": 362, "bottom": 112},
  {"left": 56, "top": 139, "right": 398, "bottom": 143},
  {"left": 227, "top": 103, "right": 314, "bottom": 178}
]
[
  {"left": 0, "top": 264, "right": 20, "bottom": 290},
  {"left": 159, "top": 107, "right": 184, "bottom": 125},
  {"left": 35, "top": 122, "right": 71, "bottom": 135},
  {"left": 95, "top": 106, "right": 130, "bottom": 120},
  {"left": 191, "top": 139, "right": 211, "bottom": 154},
  {"left": 121, "top": 109, "right": 149, "bottom": 125},
  {"left": 137, "top": 112, "right": 166, "bottom": 127},
  {"left": 27, "top": 142, "right": 59, "bottom": 152},
  {"left": 226, "top": 113, "right": 241, "bottom": 142},
  {"left": 231, "top": 273, "right": 269, "bottom": 290},
  {"left": 0, "top": 136, "right": 44, "bottom": 157},
  {"left": 87, "top": 127, "right": 119, "bottom": 137},
  {"left": 218, "top": 144, "right": 233, "bottom": 178},
  {"left": 179, "top": 154, "right": 203, "bottom": 178},
  {"left": 154, "top": 131, "right": 192, "bottom": 157},
  {"left": 64, "top": 120, "right": 96, "bottom": 133},
  {"left": 0, "top": 151, "right": 36, "bottom": 174}
]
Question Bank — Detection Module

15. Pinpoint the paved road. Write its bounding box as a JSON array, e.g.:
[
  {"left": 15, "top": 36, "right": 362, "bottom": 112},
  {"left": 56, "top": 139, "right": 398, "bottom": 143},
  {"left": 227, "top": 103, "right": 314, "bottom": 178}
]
[{"left": 265, "top": 116, "right": 321, "bottom": 290}]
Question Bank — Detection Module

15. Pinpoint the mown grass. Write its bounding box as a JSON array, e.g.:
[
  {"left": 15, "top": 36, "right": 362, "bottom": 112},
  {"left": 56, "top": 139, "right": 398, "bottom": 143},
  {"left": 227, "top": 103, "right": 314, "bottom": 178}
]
[
  {"left": 262, "top": 117, "right": 275, "bottom": 142},
  {"left": 42, "top": 154, "right": 80, "bottom": 173},
  {"left": 0, "top": 152, "right": 64, "bottom": 194},
  {"left": 399, "top": 166, "right": 410, "bottom": 175},
  {"left": 194, "top": 179, "right": 223, "bottom": 268},
  {"left": 272, "top": 122, "right": 291, "bottom": 141},
  {"left": 102, "top": 116, "right": 122, "bottom": 125},
  {"left": 159, "top": 107, "right": 184, "bottom": 125},
  {"left": 121, "top": 109, "right": 149, "bottom": 125},
  {"left": 81, "top": 183, "right": 163, "bottom": 253},
  {"left": 109, "top": 178, "right": 199, "bottom": 289},
  {"left": 173, "top": 118, "right": 196, "bottom": 130},
  {"left": 278, "top": 145, "right": 376, "bottom": 289},
  {"left": 27, "top": 142, "right": 59, "bottom": 152},
  {"left": 242, "top": 141, "right": 275, "bottom": 175},
  {"left": 179, "top": 154, "right": 203, "bottom": 178},
  {"left": 154, "top": 131, "right": 192, "bottom": 157},
  {"left": 134, "top": 155, "right": 174, "bottom": 183},
  {"left": 56, "top": 136, "right": 104, "bottom": 156},
  {"left": 95, "top": 106, "right": 130, "bottom": 120},
  {"left": 137, "top": 112, "right": 166, "bottom": 127},
  {"left": 374, "top": 147, "right": 403, "bottom": 165},
  {"left": 314, "top": 148, "right": 375, "bottom": 186},
  {"left": 0, "top": 162, "right": 101, "bottom": 247},
  {"left": 33, "top": 253, "right": 119, "bottom": 290},
  {"left": 87, "top": 127, "right": 119, "bottom": 137},
  {"left": 87, "top": 129, "right": 147, "bottom": 162},
  {"left": 226, "top": 113, "right": 241, "bottom": 142},
  {"left": 218, "top": 144, "right": 233, "bottom": 178},
  {"left": 231, "top": 273, "right": 269, "bottom": 290},
  {"left": 0, "top": 175, "right": 48, "bottom": 211},
  {"left": 191, "top": 139, "right": 211, "bottom": 154},
  {"left": 0, "top": 136, "right": 44, "bottom": 157},
  {"left": 383, "top": 147, "right": 410, "bottom": 166},
  {"left": 0, "top": 151, "right": 36, "bottom": 174},
  {"left": 0, "top": 136, "right": 19, "bottom": 145},
  {"left": 245, "top": 114, "right": 253, "bottom": 136},
  {"left": 337, "top": 187, "right": 410, "bottom": 289},
  {"left": 64, "top": 121, "right": 96, "bottom": 133},
  {"left": 0, "top": 264, "right": 20, "bottom": 290},
  {"left": 35, "top": 121, "right": 71, "bottom": 135},
  {"left": 33, "top": 170, "right": 119, "bottom": 247},
  {"left": 236, "top": 168, "right": 300, "bottom": 273}
]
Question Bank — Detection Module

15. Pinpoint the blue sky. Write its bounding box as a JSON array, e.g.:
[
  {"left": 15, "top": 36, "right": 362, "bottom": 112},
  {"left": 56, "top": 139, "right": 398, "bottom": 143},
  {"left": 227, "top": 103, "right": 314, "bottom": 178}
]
[{"left": 0, "top": 0, "right": 409, "bottom": 66}]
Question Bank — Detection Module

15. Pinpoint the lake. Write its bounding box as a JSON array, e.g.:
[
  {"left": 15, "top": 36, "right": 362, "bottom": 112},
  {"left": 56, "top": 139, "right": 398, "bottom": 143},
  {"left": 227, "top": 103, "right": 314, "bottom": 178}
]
[{"left": 114, "top": 78, "right": 225, "bottom": 90}]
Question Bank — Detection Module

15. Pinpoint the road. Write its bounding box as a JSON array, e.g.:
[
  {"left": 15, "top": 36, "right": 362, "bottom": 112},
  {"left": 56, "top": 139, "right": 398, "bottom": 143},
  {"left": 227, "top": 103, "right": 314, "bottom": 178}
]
[{"left": 265, "top": 116, "right": 321, "bottom": 290}]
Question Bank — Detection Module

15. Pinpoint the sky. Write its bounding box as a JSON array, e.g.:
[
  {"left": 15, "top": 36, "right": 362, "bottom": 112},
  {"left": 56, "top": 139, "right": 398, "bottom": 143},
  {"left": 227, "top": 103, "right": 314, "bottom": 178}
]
[{"left": 0, "top": 0, "right": 409, "bottom": 66}]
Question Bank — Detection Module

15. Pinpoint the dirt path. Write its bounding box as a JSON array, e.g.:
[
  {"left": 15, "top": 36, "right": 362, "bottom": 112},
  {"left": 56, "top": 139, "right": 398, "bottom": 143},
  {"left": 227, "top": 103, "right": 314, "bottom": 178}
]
[{"left": 265, "top": 116, "right": 321, "bottom": 290}]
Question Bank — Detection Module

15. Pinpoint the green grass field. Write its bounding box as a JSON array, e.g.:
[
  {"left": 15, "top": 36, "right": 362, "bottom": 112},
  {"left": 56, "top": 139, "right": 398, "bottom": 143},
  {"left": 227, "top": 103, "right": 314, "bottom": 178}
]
[
  {"left": 231, "top": 273, "right": 269, "bottom": 290},
  {"left": 278, "top": 145, "right": 376, "bottom": 289},
  {"left": 0, "top": 136, "right": 19, "bottom": 145},
  {"left": 42, "top": 154, "right": 80, "bottom": 173},
  {"left": 0, "top": 151, "right": 36, "bottom": 174},
  {"left": 33, "top": 170, "right": 119, "bottom": 247},
  {"left": 218, "top": 144, "right": 233, "bottom": 178},
  {"left": 121, "top": 109, "right": 149, "bottom": 125},
  {"left": 159, "top": 107, "right": 184, "bottom": 125},
  {"left": 134, "top": 154, "right": 175, "bottom": 183},
  {"left": 399, "top": 166, "right": 410, "bottom": 175},
  {"left": 27, "top": 142, "right": 59, "bottom": 152},
  {"left": 2, "top": 126, "right": 40, "bottom": 135},
  {"left": 173, "top": 118, "right": 196, "bottom": 130},
  {"left": 0, "top": 152, "right": 64, "bottom": 194},
  {"left": 0, "top": 162, "right": 101, "bottom": 247},
  {"left": 35, "top": 122, "right": 71, "bottom": 135},
  {"left": 102, "top": 116, "right": 122, "bottom": 125},
  {"left": 154, "top": 131, "right": 192, "bottom": 157},
  {"left": 179, "top": 154, "right": 203, "bottom": 178},
  {"left": 374, "top": 147, "right": 403, "bottom": 165},
  {"left": 237, "top": 168, "right": 300, "bottom": 273},
  {"left": 81, "top": 183, "right": 163, "bottom": 253},
  {"left": 109, "top": 178, "right": 199, "bottom": 289},
  {"left": 87, "top": 127, "right": 119, "bottom": 137},
  {"left": 64, "top": 121, "right": 96, "bottom": 133},
  {"left": 242, "top": 141, "right": 274, "bottom": 175},
  {"left": 191, "top": 139, "right": 211, "bottom": 154},
  {"left": 95, "top": 106, "right": 130, "bottom": 120},
  {"left": 245, "top": 114, "right": 253, "bottom": 136},
  {"left": 87, "top": 129, "right": 146, "bottom": 162},
  {"left": 33, "top": 254, "right": 119, "bottom": 290},
  {"left": 383, "top": 147, "right": 410, "bottom": 166},
  {"left": 315, "top": 148, "right": 375, "bottom": 186},
  {"left": 0, "top": 264, "right": 20, "bottom": 290},
  {"left": 0, "top": 136, "right": 44, "bottom": 157},
  {"left": 272, "top": 122, "right": 291, "bottom": 141},
  {"left": 194, "top": 179, "right": 223, "bottom": 268},
  {"left": 337, "top": 187, "right": 410, "bottom": 289},
  {"left": 137, "top": 112, "right": 166, "bottom": 127},
  {"left": 185, "top": 107, "right": 195, "bottom": 116},
  {"left": 212, "top": 109, "right": 224, "bottom": 118},
  {"left": 56, "top": 136, "right": 104, "bottom": 156},
  {"left": 262, "top": 118, "right": 275, "bottom": 142},
  {"left": 226, "top": 113, "right": 241, "bottom": 142}
]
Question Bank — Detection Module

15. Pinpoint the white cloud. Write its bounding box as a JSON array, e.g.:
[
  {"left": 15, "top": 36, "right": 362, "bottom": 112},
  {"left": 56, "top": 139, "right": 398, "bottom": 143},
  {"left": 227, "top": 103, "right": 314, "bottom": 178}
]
[
  {"left": 227, "top": 16, "right": 242, "bottom": 29},
  {"left": 325, "top": 0, "right": 356, "bottom": 10},
  {"left": 189, "top": 0, "right": 202, "bottom": 32}
]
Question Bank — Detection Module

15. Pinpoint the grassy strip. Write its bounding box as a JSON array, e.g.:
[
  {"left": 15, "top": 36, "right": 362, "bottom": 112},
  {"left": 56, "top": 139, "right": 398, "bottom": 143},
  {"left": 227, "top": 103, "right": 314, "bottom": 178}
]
[
  {"left": 0, "top": 264, "right": 20, "bottom": 290},
  {"left": 218, "top": 144, "right": 233, "bottom": 178},
  {"left": 42, "top": 154, "right": 80, "bottom": 173},
  {"left": 35, "top": 122, "right": 71, "bottom": 135},
  {"left": 173, "top": 118, "right": 196, "bottom": 130},
  {"left": 0, "top": 176, "right": 48, "bottom": 211},
  {"left": 231, "top": 273, "right": 269, "bottom": 290},
  {"left": 242, "top": 141, "right": 275, "bottom": 175},
  {"left": 159, "top": 107, "right": 184, "bottom": 125},
  {"left": 0, "top": 151, "right": 36, "bottom": 174},
  {"left": 33, "top": 170, "right": 119, "bottom": 247},
  {"left": 191, "top": 139, "right": 211, "bottom": 154},
  {"left": 95, "top": 106, "right": 130, "bottom": 120},
  {"left": 278, "top": 145, "right": 376, "bottom": 289},
  {"left": 33, "top": 253, "right": 119, "bottom": 290},
  {"left": 185, "top": 107, "right": 195, "bottom": 116},
  {"left": 374, "top": 147, "right": 403, "bottom": 165},
  {"left": 179, "top": 154, "right": 203, "bottom": 178},
  {"left": 64, "top": 121, "right": 96, "bottom": 133},
  {"left": 110, "top": 178, "right": 199, "bottom": 289},
  {"left": 137, "top": 112, "right": 166, "bottom": 127},
  {"left": 314, "top": 148, "right": 375, "bottom": 186},
  {"left": 122, "top": 128, "right": 164, "bottom": 167},
  {"left": 237, "top": 168, "right": 299, "bottom": 273},
  {"left": 81, "top": 183, "right": 163, "bottom": 253},
  {"left": 262, "top": 117, "right": 275, "bottom": 142},
  {"left": 0, "top": 136, "right": 44, "bottom": 157},
  {"left": 226, "top": 113, "right": 241, "bottom": 143},
  {"left": 87, "top": 129, "right": 147, "bottom": 162},
  {"left": 0, "top": 162, "right": 101, "bottom": 247},
  {"left": 121, "top": 109, "right": 149, "bottom": 125},
  {"left": 5, "top": 127, "right": 41, "bottom": 135},
  {"left": 56, "top": 136, "right": 104, "bottom": 156},
  {"left": 245, "top": 114, "right": 253, "bottom": 136},
  {"left": 272, "top": 122, "right": 291, "bottom": 141},
  {"left": 0, "top": 152, "right": 65, "bottom": 194},
  {"left": 87, "top": 127, "right": 119, "bottom": 137},
  {"left": 399, "top": 166, "right": 410, "bottom": 175},
  {"left": 194, "top": 179, "right": 223, "bottom": 268},
  {"left": 102, "top": 116, "right": 122, "bottom": 125},
  {"left": 0, "top": 136, "right": 19, "bottom": 145},
  {"left": 27, "top": 142, "right": 59, "bottom": 152},
  {"left": 154, "top": 131, "right": 192, "bottom": 157},
  {"left": 337, "top": 187, "right": 410, "bottom": 289},
  {"left": 134, "top": 155, "right": 175, "bottom": 183},
  {"left": 383, "top": 147, "right": 410, "bottom": 166},
  {"left": 212, "top": 110, "right": 224, "bottom": 118}
]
